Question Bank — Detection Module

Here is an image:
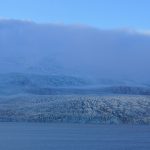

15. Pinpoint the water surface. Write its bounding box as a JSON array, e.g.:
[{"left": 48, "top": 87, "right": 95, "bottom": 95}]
[{"left": 0, "top": 123, "right": 149, "bottom": 150}]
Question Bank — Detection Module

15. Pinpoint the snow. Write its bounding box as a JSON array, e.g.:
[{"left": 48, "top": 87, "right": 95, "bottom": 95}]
[{"left": 0, "top": 95, "right": 150, "bottom": 124}]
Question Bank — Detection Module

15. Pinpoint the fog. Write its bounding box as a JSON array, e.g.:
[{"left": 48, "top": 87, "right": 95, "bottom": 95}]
[{"left": 0, "top": 19, "right": 150, "bottom": 82}]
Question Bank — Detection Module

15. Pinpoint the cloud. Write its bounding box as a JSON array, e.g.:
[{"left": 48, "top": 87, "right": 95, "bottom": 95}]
[
  {"left": 0, "top": 19, "right": 150, "bottom": 82},
  {"left": 136, "top": 30, "right": 150, "bottom": 36}
]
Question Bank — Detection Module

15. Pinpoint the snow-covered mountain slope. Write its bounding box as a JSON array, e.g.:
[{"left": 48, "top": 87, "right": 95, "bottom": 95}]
[
  {"left": 0, "top": 73, "right": 150, "bottom": 95},
  {"left": 0, "top": 95, "right": 150, "bottom": 124},
  {"left": 0, "top": 19, "right": 150, "bottom": 83},
  {"left": 0, "top": 73, "right": 91, "bottom": 95},
  {"left": 0, "top": 20, "right": 150, "bottom": 124}
]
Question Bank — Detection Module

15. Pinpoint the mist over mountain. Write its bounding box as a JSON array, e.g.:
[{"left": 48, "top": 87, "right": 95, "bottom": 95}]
[
  {"left": 0, "top": 21, "right": 150, "bottom": 124},
  {"left": 0, "top": 19, "right": 150, "bottom": 87}
]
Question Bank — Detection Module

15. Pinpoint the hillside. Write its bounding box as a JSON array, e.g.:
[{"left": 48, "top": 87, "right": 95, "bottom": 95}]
[{"left": 0, "top": 95, "right": 150, "bottom": 124}]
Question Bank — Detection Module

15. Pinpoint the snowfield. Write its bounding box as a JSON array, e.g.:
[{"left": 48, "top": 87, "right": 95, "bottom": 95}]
[{"left": 0, "top": 95, "right": 150, "bottom": 124}]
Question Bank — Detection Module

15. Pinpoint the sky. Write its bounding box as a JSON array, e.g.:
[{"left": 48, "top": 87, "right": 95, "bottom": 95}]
[{"left": 0, "top": 0, "right": 150, "bottom": 30}]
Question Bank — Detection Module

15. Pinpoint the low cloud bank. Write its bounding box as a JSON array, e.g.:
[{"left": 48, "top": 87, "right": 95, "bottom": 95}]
[{"left": 0, "top": 19, "right": 150, "bottom": 83}]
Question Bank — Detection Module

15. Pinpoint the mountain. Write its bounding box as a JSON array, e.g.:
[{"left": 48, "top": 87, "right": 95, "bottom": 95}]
[
  {"left": 0, "top": 73, "right": 91, "bottom": 95},
  {"left": 0, "top": 20, "right": 150, "bottom": 124},
  {"left": 0, "top": 19, "right": 150, "bottom": 92},
  {"left": 0, "top": 73, "right": 150, "bottom": 96}
]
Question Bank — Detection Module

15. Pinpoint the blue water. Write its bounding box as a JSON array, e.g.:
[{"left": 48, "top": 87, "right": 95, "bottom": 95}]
[{"left": 0, "top": 123, "right": 149, "bottom": 150}]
